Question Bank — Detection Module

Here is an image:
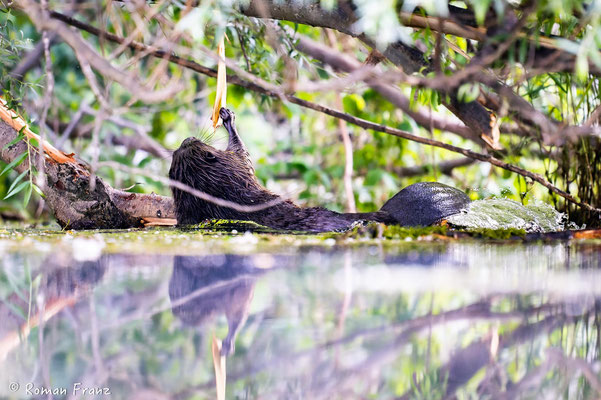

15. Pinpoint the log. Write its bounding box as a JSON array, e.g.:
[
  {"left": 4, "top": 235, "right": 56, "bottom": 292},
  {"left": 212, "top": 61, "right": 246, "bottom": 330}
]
[{"left": 0, "top": 120, "right": 175, "bottom": 229}]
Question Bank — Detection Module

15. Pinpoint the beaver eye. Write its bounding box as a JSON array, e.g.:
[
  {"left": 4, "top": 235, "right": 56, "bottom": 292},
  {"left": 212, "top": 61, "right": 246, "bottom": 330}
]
[{"left": 205, "top": 152, "right": 217, "bottom": 162}]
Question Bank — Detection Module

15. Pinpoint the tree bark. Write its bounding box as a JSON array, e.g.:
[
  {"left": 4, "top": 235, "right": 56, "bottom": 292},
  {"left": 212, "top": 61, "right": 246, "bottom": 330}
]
[{"left": 0, "top": 120, "right": 174, "bottom": 229}]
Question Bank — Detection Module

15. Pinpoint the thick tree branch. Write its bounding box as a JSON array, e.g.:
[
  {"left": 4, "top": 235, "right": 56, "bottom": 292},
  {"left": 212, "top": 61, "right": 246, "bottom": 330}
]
[
  {"left": 239, "top": 0, "right": 497, "bottom": 144},
  {"left": 239, "top": 0, "right": 601, "bottom": 145}
]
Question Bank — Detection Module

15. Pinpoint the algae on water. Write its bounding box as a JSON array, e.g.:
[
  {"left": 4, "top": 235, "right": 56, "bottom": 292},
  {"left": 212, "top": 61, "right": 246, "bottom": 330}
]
[{"left": 446, "top": 199, "right": 570, "bottom": 233}]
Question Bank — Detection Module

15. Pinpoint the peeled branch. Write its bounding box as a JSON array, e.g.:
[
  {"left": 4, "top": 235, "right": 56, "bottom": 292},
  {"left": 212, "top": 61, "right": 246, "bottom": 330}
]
[
  {"left": 0, "top": 97, "right": 75, "bottom": 164},
  {"left": 211, "top": 36, "right": 228, "bottom": 129}
]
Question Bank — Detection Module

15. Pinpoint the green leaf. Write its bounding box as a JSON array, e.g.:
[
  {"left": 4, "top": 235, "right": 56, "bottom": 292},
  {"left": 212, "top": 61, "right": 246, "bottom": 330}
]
[
  {"left": 4, "top": 180, "right": 29, "bottom": 200},
  {"left": 342, "top": 94, "right": 366, "bottom": 115},
  {"left": 0, "top": 151, "right": 27, "bottom": 176},
  {"left": 471, "top": 0, "right": 492, "bottom": 25},
  {"left": 32, "top": 184, "right": 45, "bottom": 198},
  {"left": 6, "top": 169, "right": 28, "bottom": 194},
  {"left": 2, "top": 131, "right": 25, "bottom": 150},
  {"left": 457, "top": 83, "right": 480, "bottom": 103},
  {"left": 575, "top": 52, "right": 588, "bottom": 81},
  {"left": 23, "top": 183, "right": 32, "bottom": 206}
]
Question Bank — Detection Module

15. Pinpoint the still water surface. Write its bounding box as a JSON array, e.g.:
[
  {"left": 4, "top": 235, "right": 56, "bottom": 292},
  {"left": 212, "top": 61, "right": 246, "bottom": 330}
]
[{"left": 0, "top": 227, "right": 600, "bottom": 399}]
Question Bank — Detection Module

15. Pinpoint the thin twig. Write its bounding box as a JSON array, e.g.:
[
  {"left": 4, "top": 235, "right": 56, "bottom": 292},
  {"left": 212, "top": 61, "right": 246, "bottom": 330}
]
[
  {"left": 235, "top": 26, "right": 252, "bottom": 72},
  {"left": 326, "top": 29, "right": 356, "bottom": 212},
  {"left": 56, "top": 103, "right": 87, "bottom": 148},
  {"left": 37, "top": 9, "right": 53, "bottom": 193}
]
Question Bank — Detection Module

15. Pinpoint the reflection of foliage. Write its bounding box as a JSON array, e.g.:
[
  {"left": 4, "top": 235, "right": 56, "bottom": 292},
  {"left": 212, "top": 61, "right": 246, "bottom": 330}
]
[
  {"left": 0, "top": 247, "right": 600, "bottom": 398},
  {"left": 409, "top": 369, "right": 448, "bottom": 400}
]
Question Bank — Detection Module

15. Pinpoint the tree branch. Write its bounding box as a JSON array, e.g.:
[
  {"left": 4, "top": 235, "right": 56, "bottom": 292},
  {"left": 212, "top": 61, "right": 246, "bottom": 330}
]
[
  {"left": 395, "top": 157, "right": 475, "bottom": 177},
  {"left": 238, "top": 0, "right": 498, "bottom": 144},
  {"left": 238, "top": 0, "right": 601, "bottom": 145},
  {"left": 6, "top": 33, "right": 57, "bottom": 84}
]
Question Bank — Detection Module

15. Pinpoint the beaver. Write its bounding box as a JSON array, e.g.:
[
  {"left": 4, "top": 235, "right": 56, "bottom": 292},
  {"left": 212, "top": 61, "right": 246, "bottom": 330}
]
[{"left": 168, "top": 108, "right": 471, "bottom": 232}]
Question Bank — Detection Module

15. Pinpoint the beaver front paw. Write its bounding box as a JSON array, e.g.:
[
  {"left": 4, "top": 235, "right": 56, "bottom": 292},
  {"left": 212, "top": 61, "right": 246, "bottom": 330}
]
[{"left": 219, "top": 107, "right": 234, "bottom": 123}]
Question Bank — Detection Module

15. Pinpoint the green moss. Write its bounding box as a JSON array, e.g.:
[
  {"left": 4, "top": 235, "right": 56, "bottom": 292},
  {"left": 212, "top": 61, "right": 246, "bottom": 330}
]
[
  {"left": 381, "top": 224, "right": 449, "bottom": 239},
  {"left": 191, "top": 219, "right": 265, "bottom": 230},
  {"left": 462, "top": 228, "right": 527, "bottom": 240},
  {"left": 184, "top": 219, "right": 286, "bottom": 234},
  {"left": 320, "top": 222, "right": 449, "bottom": 240}
]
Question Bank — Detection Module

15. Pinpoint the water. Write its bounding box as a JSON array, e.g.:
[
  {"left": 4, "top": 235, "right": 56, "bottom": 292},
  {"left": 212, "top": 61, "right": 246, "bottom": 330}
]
[{"left": 0, "top": 227, "right": 600, "bottom": 399}]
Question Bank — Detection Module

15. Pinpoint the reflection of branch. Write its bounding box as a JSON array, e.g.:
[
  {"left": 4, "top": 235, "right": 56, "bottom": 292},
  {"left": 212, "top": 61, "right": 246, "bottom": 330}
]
[
  {"left": 493, "top": 347, "right": 601, "bottom": 399},
  {"left": 98, "top": 270, "right": 261, "bottom": 332},
  {"left": 0, "top": 295, "right": 77, "bottom": 361},
  {"left": 494, "top": 361, "right": 553, "bottom": 400},
  {"left": 546, "top": 348, "right": 601, "bottom": 394},
  {"left": 400, "top": 313, "right": 574, "bottom": 400},
  {"left": 216, "top": 302, "right": 553, "bottom": 391},
  {"left": 44, "top": 12, "right": 601, "bottom": 214}
]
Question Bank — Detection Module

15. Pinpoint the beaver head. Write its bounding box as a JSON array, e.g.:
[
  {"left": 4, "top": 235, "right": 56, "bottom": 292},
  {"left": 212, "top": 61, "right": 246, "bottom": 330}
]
[{"left": 169, "top": 108, "right": 279, "bottom": 225}]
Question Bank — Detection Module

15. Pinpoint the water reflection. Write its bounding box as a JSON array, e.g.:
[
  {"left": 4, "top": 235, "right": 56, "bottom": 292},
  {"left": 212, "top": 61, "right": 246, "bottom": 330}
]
[
  {"left": 0, "top": 240, "right": 600, "bottom": 399},
  {"left": 169, "top": 255, "right": 263, "bottom": 356}
]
